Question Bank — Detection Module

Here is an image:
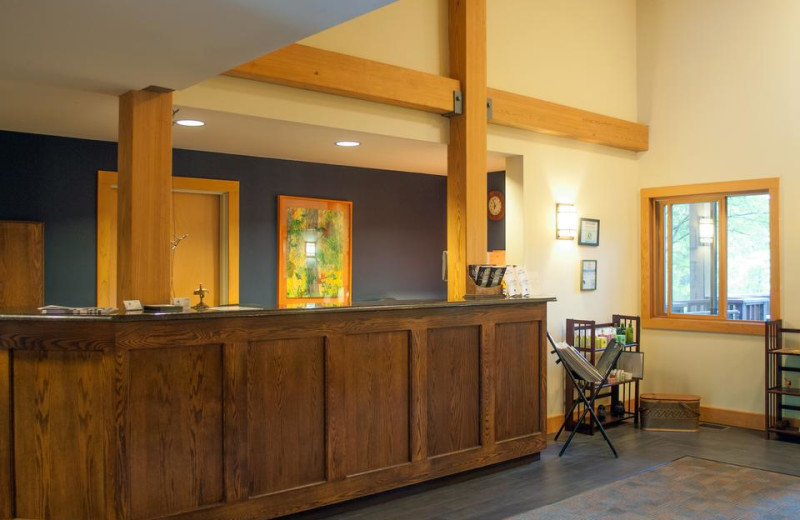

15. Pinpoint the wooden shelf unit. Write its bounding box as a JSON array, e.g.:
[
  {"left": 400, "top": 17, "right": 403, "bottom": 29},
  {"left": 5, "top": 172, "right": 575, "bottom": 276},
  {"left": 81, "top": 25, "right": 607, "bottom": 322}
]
[
  {"left": 765, "top": 319, "right": 800, "bottom": 439},
  {"left": 564, "top": 314, "right": 641, "bottom": 435}
]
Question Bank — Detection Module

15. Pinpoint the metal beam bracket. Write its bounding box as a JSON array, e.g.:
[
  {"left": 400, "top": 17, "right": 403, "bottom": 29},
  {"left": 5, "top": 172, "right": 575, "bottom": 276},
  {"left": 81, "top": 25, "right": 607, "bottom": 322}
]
[
  {"left": 486, "top": 97, "right": 493, "bottom": 121},
  {"left": 442, "top": 90, "right": 463, "bottom": 117}
]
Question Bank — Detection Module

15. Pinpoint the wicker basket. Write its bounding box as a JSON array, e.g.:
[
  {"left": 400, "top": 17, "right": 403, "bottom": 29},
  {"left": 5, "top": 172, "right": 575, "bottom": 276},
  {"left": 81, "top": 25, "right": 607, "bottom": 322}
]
[{"left": 640, "top": 393, "right": 701, "bottom": 432}]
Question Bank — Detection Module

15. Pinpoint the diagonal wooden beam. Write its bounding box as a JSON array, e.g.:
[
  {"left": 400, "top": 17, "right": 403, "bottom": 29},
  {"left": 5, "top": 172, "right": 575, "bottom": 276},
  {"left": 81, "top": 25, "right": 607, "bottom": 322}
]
[
  {"left": 488, "top": 88, "right": 649, "bottom": 152},
  {"left": 224, "top": 43, "right": 460, "bottom": 114},
  {"left": 224, "top": 44, "right": 649, "bottom": 152}
]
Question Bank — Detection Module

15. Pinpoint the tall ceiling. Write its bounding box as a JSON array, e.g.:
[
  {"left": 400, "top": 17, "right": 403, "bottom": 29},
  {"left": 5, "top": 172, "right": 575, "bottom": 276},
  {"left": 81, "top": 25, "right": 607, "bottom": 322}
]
[
  {"left": 0, "top": 0, "right": 396, "bottom": 93},
  {"left": 0, "top": 0, "right": 508, "bottom": 174}
]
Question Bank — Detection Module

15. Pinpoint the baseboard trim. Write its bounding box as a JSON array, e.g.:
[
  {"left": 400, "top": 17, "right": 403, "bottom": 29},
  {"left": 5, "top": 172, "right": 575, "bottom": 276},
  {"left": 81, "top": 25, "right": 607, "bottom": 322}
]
[
  {"left": 700, "top": 406, "right": 764, "bottom": 431},
  {"left": 547, "top": 414, "right": 563, "bottom": 434},
  {"left": 547, "top": 406, "right": 763, "bottom": 434}
]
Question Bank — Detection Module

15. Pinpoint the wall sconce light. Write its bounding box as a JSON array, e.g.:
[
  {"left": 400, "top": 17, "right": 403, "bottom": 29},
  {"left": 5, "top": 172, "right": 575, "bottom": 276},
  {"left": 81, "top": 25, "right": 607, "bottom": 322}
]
[
  {"left": 698, "top": 217, "right": 714, "bottom": 245},
  {"left": 556, "top": 203, "right": 577, "bottom": 240}
]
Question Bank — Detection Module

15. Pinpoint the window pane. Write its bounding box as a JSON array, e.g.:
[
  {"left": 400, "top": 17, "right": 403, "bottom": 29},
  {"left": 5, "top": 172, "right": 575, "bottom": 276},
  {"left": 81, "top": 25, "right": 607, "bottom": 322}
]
[
  {"left": 669, "top": 202, "right": 719, "bottom": 316},
  {"left": 727, "top": 194, "right": 770, "bottom": 320}
]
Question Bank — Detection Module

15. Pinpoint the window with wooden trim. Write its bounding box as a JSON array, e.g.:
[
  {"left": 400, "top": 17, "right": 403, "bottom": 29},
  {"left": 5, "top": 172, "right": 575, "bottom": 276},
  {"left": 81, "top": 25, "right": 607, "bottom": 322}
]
[{"left": 641, "top": 179, "right": 780, "bottom": 335}]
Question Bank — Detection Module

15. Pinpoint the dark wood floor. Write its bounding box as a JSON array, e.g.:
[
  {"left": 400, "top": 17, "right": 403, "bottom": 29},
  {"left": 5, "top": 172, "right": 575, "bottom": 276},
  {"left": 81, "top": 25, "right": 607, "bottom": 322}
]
[{"left": 287, "top": 424, "right": 800, "bottom": 520}]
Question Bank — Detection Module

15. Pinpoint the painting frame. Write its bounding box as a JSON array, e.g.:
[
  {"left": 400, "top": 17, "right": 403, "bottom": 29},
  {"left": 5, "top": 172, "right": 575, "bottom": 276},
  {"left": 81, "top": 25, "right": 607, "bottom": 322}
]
[
  {"left": 581, "top": 259, "right": 597, "bottom": 291},
  {"left": 277, "top": 195, "right": 352, "bottom": 308},
  {"left": 578, "top": 218, "right": 600, "bottom": 246}
]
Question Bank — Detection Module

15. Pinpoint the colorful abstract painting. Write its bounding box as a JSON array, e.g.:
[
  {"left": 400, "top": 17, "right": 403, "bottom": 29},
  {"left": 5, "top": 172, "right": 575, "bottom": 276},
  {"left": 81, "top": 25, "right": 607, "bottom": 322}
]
[{"left": 277, "top": 196, "right": 352, "bottom": 307}]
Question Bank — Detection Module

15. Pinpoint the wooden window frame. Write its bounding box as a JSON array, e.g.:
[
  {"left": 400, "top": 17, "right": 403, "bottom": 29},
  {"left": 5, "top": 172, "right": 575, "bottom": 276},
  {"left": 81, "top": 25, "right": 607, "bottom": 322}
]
[{"left": 641, "top": 178, "right": 780, "bottom": 335}]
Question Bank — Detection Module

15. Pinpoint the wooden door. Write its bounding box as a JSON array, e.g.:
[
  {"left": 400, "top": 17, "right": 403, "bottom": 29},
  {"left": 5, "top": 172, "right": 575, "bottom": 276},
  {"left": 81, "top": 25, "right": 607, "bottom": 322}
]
[
  {"left": 0, "top": 221, "right": 44, "bottom": 308},
  {"left": 97, "top": 172, "right": 239, "bottom": 308}
]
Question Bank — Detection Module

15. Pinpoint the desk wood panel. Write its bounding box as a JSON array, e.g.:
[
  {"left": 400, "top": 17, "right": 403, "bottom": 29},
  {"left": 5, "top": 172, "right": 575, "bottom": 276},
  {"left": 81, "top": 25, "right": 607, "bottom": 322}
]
[
  {"left": 128, "top": 345, "right": 223, "bottom": 519},
  {"left": 14, "top": 351, "right": 106, "bottom": 520},
  {"left": 248, "top": 338, "right": 325, "bottom": 496},
  {"left": 495, "top": 321, "right": 541, "bottom": 441},
  {"left": 0, "top": 350, "right": 12, "bottom": 519},
  {"left": 335, "top": 332, "right": 410, "bottom": 476},
  {"left": 0, "top": 221, "right": 43, "bottom": 309},
  {"left": 427, "top": 326, "right": 480, "bottom": 456}
]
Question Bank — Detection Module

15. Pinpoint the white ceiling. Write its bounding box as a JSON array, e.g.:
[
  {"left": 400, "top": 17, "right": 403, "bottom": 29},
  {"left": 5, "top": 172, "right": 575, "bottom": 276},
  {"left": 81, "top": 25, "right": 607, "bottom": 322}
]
[
  {"left": 0, "top": 0, "right": 396, "bottom": 93},
  {"left": 0, "top": 0, "right": 508, "bottom": 175}
]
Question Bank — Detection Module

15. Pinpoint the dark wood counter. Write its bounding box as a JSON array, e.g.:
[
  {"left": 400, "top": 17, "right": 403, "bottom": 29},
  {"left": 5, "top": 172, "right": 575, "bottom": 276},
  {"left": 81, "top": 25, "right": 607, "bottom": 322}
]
[{"left": 0, "top": 298, "right": 552, "bottom": 520}]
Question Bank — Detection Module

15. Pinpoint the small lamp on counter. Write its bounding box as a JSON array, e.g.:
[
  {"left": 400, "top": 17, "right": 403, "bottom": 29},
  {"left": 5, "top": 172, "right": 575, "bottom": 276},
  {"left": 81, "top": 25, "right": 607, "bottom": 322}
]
[{"left": 193, "top": 283, "right": 210, "bottom": 311}]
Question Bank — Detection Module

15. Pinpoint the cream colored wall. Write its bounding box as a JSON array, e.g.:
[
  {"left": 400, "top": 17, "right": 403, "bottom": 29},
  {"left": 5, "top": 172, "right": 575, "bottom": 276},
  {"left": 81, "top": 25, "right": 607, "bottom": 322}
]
[
  {"left": 178, "top": 0, "right": 642, "bottom": 419},
  {"left": 638, "top": 0, "right": 800, "bottom": 414},
  {"left": 490, "top": 0, "right": 640, "bottom": 418}
]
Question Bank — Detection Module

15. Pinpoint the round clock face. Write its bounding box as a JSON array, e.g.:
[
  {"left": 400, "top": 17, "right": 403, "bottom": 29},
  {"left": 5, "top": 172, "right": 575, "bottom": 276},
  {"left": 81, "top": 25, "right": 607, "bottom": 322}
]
[{"left": 487, "top": 190, "right": 505, "bottom": 220}]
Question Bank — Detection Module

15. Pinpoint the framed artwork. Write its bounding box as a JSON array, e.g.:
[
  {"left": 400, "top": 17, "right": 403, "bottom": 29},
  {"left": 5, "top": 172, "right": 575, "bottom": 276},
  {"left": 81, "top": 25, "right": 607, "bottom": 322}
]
[
  {"left": 277, "top": 195, "right": 352, "bottom": 308},
  {"left": 578, "top": 218, "right": 600, "bottom": 246},
  {"left": 581, "top": 260, "right": 597, "bottom": 291}
]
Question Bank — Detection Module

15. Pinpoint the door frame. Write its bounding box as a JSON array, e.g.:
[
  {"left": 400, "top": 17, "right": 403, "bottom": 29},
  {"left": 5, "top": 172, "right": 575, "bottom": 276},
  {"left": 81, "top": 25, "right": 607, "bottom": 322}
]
[{"left": 97, "top": 170, "right": 240, "bottom": 307}]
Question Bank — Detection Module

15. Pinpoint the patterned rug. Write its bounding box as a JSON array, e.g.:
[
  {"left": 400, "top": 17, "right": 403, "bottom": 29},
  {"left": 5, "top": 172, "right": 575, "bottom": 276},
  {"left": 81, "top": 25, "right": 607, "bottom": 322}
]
[{"left": 507, "top": 457, "right": 800, "bottom": 520}]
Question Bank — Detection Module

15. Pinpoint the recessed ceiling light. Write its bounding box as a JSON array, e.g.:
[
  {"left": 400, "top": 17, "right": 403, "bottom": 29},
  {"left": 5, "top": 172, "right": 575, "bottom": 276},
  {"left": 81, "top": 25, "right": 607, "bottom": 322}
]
[
  {"left": 335, "top": 140, "right": 360, "bottom": 147},
  {"left": 175, "top": 119, "right": 205, "bottom": 127}
]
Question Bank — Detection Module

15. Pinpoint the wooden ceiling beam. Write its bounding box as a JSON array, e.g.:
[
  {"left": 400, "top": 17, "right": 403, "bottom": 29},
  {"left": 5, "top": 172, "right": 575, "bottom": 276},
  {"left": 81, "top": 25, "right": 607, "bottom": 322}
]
[
  {"left": 224, "top": 44, "right": 460, "bottom": 114},
  {"left": 224, "top": 45, "right": 649, "bottom": 152},
  {"left": 488, "top": 88, "right": 649, "bottom": 152}
]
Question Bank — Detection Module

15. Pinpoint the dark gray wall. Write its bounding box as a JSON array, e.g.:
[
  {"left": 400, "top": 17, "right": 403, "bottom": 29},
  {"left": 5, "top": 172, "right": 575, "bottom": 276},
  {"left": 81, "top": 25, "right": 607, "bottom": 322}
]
[
  {"left": 0, "top": 131, "right": 457, "bottom": 306},
  {"left": 487, "top": 171, "right": 505, "bottom": 252},
  {"left": 0, "top": 131, "right": 505, "bottom": 307}
]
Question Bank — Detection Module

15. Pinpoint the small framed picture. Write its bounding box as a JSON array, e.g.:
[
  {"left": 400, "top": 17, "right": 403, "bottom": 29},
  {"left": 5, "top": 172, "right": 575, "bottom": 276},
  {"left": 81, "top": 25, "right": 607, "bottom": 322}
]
[
  {"left": 581, "top": 260, "right": 597, "bottom": 291},
  {"left": 578, "top": 218, "right": 600, "bottom": 246}
]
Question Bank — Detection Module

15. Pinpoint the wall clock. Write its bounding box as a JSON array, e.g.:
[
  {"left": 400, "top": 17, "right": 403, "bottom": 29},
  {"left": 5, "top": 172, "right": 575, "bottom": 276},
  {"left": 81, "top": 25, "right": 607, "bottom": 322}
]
[{"left": 487, "top": 190, "right": 505, "bottom": 220}]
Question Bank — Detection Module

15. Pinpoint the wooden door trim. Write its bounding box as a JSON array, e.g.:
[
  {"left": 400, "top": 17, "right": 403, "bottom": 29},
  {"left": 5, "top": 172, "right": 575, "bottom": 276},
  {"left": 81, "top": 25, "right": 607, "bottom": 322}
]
[{"left": 97, "top": 171, "right": 240, "bottom": 306}]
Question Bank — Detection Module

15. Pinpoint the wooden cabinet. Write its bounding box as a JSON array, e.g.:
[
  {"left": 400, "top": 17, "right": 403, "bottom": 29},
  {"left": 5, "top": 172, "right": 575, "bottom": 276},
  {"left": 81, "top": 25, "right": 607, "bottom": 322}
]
[
  {"left": 0, "top": 221, "right": 43, "bottom": 308},
  {"left": 564, "top": 314, "right": 641, "bottom": 434},
  {"left": 0, "top": 299, "right": 550, "bottom": 520}
]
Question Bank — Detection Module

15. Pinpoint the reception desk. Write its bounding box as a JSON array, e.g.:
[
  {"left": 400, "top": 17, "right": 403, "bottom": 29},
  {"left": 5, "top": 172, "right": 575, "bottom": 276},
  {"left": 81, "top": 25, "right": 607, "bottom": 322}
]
[{"left": 0, "top": 298, "right": 552, "bottom": 520}]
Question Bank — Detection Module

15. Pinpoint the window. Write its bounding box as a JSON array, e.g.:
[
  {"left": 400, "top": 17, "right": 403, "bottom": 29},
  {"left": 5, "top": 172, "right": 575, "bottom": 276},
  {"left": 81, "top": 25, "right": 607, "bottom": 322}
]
[{"left": 641, "top": 179, "right": 779, "bottom": 334}]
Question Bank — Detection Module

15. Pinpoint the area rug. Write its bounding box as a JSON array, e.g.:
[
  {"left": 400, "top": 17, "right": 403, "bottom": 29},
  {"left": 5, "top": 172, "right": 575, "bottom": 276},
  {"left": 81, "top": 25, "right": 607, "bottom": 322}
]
[{"left": 507, "top": 457, "right": 800, "bottom": 520}]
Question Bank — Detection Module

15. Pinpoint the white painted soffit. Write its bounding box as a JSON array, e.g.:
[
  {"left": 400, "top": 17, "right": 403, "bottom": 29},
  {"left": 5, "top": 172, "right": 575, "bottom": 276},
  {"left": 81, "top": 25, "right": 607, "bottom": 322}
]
[{"left": 0, "top": 0, "right": 397, "bottom": 94}]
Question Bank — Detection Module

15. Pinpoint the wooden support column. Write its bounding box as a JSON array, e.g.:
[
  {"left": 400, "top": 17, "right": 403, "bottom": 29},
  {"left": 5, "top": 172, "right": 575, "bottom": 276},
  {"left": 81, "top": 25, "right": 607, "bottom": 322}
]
[
  {"left": 117, "top": 90, "right": 173, "bottom": 307},
  {"left": 447, "top": 0, "right": 488, "bottom": 301}
]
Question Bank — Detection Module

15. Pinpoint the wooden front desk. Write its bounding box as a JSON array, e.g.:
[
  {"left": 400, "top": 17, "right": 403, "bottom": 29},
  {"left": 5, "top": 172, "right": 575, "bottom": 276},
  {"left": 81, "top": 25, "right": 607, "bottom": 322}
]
[{"left": 0, "top": 298, "right": 551, "bottom": 520}]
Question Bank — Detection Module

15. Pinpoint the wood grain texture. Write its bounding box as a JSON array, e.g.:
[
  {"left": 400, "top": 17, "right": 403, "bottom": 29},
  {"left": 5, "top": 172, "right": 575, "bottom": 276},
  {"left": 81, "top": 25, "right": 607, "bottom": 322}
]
[
  {"left": 409, "top": 329, "right": 428, "bottom": 462},
  {"left": 14, "top": 350, "right": 106, "bottom": 520},
  {"left": 0, "top": 350, "right": 12, "bottom": 519},
  {"left": 104, "top": 347, "right": 129, "bottom": 520},
  {"left": 495, "top": 321, "right": 541, "bottom": 441},
  {"left": 128, "top": 345, "right": 223, "bottom": 519},
  {"left": 248, "top": 338, "right": 325, "bottom": 496},
  {"left": 0, "top": 320, "right": 115, "bottom": 351},
  {"left": 117, "top": 90, "right": 173, "bottom": 307},
  {"left": 488, "top": 88, "right": 649, "bottom": 152},
  {"left": 223, "top": 43, "right": 646, "bottom": 154},
  {"left": 224, "top": 44, "right": 460, "bottom": 114},
  {"left": 426, "top": 326, "right": 480, "bottom": 456},
  {"left": 332, "top": 332, "right": 410, "bottom": 476},
  {"left": 2, "top": 300, "right": 549, "bottom": 520},
  {"left": 481, "top": 322, "right": 496, "bottom": 446},
  {"left": 223, "top": 343, "right": 248, "bottom": 502},
  {"left": 447, "top": 0, "right": 488, "bottom": 300},
  {"left": 167, "top": 434, "right": 546, "bottom": 520},
  {"left": 0, "top": 221, "right": 43, "bottom": 308}
]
